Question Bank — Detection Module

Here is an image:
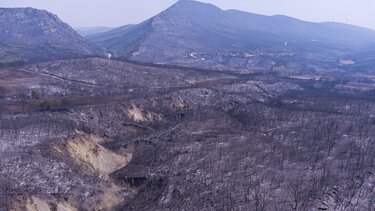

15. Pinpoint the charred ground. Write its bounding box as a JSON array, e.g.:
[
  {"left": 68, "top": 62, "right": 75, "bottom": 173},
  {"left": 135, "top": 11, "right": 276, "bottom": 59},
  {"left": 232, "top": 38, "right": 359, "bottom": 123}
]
[{"left": 1, "top": 58, "right": 375, "bottom": 210}]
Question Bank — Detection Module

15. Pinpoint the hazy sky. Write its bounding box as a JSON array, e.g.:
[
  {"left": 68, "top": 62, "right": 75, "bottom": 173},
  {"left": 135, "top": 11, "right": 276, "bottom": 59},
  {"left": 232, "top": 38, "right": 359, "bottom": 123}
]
[{"left": 0, "top": 0, "right": 374, "bottom": 30}]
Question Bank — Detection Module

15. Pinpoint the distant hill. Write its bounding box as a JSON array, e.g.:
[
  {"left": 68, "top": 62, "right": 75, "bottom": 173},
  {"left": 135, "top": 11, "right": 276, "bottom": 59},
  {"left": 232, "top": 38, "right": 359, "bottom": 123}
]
[
  {"left": 74, "top": 26, "right": 113, "bottom": 36},
  {"left": 0, "top": 8, "right": 106, "bottom": 65},
  {"left": 88, "top": 0, "right": 375, "bottom": 71},
  {"left": 85, "top": 24, "right": 136, "bottom": 50}
]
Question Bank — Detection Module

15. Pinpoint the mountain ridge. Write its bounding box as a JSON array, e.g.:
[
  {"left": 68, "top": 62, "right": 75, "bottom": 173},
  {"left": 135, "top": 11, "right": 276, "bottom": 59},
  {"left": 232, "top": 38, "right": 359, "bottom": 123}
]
[
  {"left": 0, "top": 7, "right": 106, "bottom": 65},
  {"left": 88, "top": 0, "right": 375, "bottom": 71},
  {"left": 75, "top": 26, "right": 113, "bottom": 36}
]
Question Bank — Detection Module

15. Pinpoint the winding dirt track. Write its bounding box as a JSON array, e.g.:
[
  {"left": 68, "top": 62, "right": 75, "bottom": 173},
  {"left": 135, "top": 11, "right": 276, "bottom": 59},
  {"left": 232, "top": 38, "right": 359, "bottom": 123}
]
[
  {"left": 0, "top": 95, "right": 132, "bottom": 114},
  {"left": 16, "top": 68, "right": 109, "bottom": 87}
]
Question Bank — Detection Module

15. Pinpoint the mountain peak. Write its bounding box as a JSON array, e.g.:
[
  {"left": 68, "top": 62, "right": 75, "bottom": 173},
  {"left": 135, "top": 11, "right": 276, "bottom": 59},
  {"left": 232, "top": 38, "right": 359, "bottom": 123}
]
[
  {"left": 0, "top": 7, "right": 75, "bottom": 37},
  {"left": 151, "top": 0, "right": 225, "bottom": 28},
  {"left": 173, "top": 0, "right": 201, "bottom": 6},
  {"left": 0, "top": 7, "right": 105, "bottom": 64},
  {"left": 167, "top": 0, "right": 222, "bottom": 14},
  {"left": 0, "top": 7, "right": 58, "bottom": 22}
]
